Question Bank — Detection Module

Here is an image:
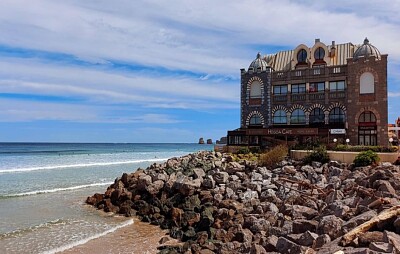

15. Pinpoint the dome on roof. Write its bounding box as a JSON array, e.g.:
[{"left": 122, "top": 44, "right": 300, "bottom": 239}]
[
  {"left": 353, "top": 38, "right": 381, "bottom": 60},
  {"left": 249, "top": 52, "right": 269, "bottom": 71}
]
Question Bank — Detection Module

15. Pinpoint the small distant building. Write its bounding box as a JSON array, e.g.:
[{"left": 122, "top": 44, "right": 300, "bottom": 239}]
[{"left": 227, "top": 38, "right": 388, "bottom": 148}]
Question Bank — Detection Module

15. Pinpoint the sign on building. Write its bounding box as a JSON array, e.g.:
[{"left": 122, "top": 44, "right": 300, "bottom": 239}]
[{"left": 330, "top": 129, "right": 346, "bottom": 134}]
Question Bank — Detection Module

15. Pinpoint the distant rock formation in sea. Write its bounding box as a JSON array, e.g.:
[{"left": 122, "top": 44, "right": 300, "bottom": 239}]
[
  {"left": 206, "top": 139, "right": 212, "bottom": 144},
  {"left": 198, "top": 138, "right": 205, "bottom": 144}
]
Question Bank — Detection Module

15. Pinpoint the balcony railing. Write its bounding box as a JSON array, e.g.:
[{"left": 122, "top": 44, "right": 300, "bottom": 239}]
[
  {"left": 272, "top": 65, "right": 347, "bottom": 81},
  {"left": 309, "top": 92, "right": 325, "bottom": 100}
]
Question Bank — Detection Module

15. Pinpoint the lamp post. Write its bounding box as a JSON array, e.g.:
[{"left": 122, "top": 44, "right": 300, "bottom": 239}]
[
  {"left": 346, "top": 138, "right": 350, "bottom": 147},
  {"left": 389, "top": 137, "right": 394, "bottom": 146}
]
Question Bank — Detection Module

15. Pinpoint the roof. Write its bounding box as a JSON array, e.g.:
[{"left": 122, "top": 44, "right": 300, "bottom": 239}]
[{"left": 261, "top": 42, "right": 356, "bottom": 71}]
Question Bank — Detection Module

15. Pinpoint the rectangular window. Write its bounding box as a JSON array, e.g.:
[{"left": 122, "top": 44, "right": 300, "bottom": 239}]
[
  {"left": 329, "top": 81, "right": 345, "bottom": 91},
  {"left": 309, "top": 82, "right": 325, "bottom": 93},
  {"left": 291, "top": 84, "right": 306, "bottom": 94},
  {"left": 273, "top": 85, "right": 288, "bottom": 95}
]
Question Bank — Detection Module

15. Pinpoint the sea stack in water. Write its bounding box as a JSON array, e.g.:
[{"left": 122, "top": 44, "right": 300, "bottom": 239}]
[
  {"left": 207, "top": 139, "right": 212, "bottom": 144},
  {"left": 87, "top": 151, "right": 400, "bottom": 253},
  {"left": 198, "top": 138, "right": 205, "bottom": 144}
]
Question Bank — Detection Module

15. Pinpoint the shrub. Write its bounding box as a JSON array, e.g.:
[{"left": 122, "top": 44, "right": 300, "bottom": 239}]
[
  {"left": 303, "top": 145, "right": 330, "bottom": 165},
  {"left": 259, "top": 145, "right": 288, "bottom": 168},
  {"left": 332, "top": 145, "right": 397, "bottom": 153},
  {"left": 353, "top": 150, "right": 380, "bottom": 167},
  {"left": 236, "top": 147, "right": 250, "bottom": 154}
]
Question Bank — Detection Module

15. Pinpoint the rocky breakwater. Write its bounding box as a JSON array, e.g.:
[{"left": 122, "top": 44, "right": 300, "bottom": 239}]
[{"left": 87, "top": 151, "right": 400, "bottom": 254}]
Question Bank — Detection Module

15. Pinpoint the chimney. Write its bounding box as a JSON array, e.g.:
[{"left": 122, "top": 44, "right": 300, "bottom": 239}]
[
  {"left": 315, "top": 38, "right": 320, "bottom": 43},
  {"left": 330, "top": 40, "right": 336, "bottom": 57}
]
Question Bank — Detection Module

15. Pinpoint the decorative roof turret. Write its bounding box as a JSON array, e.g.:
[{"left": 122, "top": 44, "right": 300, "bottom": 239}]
[
  {"left": 353, "top": 38, "right": 381, "bottom": 60},
  {"left": 249, "top": 52, "right": 269, "bottom": 71}
]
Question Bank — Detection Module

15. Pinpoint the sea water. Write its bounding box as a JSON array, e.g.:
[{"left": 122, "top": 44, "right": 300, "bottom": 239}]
[{"left": 0, "top": 143, "right": 212, "bottom": 254}]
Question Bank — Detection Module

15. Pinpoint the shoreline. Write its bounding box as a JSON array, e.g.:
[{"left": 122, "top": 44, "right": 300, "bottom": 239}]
[{"left": 59, "top": 217, "right": 170, "bottom": 254}]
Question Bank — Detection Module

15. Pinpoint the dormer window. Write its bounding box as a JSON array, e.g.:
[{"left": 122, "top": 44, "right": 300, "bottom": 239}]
[
  {"left": 297, "top": 49, "right": 307, "bottom": 63},
  {"left": 314, "top": 47, "right": 325, "bottom": 60}
]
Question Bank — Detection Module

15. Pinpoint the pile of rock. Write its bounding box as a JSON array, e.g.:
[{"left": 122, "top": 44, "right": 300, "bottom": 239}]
[{"left": 87, "top": 151, "right": 400, "bottom": 253}]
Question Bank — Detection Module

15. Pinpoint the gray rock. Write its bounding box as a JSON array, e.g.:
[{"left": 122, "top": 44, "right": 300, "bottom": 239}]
[
  {"left": 369, "top": 242, "right": 393, "bottom": 253},
  {"left": 276, "top": 237, "right": 307, "bottom": 254},
  {"left": 292, "top": 219, "right": 318, "bottom": 234},
  {"left": 214, "top": 172, "right": 229, "bottom": 184},
  {"left": 298, "top": 231, "right": 319, "bottom": 246},
  {"left": 317, "top": 215, "right": 344, "bottom": 239},
  {"left": 312, "top": 234, "right": 331, "bottom": 248}
]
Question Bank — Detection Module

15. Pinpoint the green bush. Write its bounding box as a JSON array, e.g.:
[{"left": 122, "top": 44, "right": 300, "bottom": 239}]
[
  {"left": 259, "top": 145, "right": 288, "bottom": 168},
  {"left": 236, "top": 147, "right": 250, "bottom": 154},
  {"left": 333, "top": 145, "right": 396, "bottom": 153},
  {"left": 303, "top": 145, "right": 330, "bottom": 165},
  {"left": 353, "top": 150, "right": 380, "bottom": 167}
]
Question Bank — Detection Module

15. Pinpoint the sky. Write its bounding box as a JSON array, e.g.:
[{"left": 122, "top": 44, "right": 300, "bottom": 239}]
[{"left": 0, "top": 0, "right": 400, "bottom": 143}]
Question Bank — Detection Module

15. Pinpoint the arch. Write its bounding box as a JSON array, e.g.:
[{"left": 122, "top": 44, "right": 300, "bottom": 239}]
[
  {"left": 327, "top": 102, "right": 346, "bottom": 113},
  {"left": 311, "top": 41, "right": 330, "bottom": 66},
  {"left": 246, "top": 77, "right": 264, "bottom": 104},
  {"left": 358, "top": 110, "right": 378, "bottom": 146},
  {"left": 329, "top": 107, "right": 345, "bottom": 124},
  {"left": 290, "top": 108, "right": 306, "bottom": 124},
  {"left": 309, "top": 108, "right": 325, "bottom": 124},
  {"left": 355, "top": 67, "right": 379, "bottom": 94},
  {"left": 289, "top": 104, "right": 307, "bottom": 113},
  {"left": 360, "top": 72, "right": 374, "bottom": 94},
  {"left": 354, "top": 107, "right": 381, "bottom": 125},
  {"left": 271, "top": 105, "right": 289, "bottom": 114},
  {"left": 250, "top": 80, "right": 261, "bottom": 98},
  {"left": 293, "top": 44, "right": 310, "bottom": 68},
  {"left": 246, "top": 111, "right": 265, "bottom": 126},
  {"left": 273, "top": 110, "right": 287, "bottom": 125},
  {"left": 307, "top": 103, "right": 326, "bottom": 113}
]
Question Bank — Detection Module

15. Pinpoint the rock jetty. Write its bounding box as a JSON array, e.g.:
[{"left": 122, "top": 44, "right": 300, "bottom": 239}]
[{"left": 87, "top": 151, "right": 400, "bottom": 253}]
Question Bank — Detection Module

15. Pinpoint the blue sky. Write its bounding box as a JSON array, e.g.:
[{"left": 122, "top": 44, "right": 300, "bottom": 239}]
[{"left": 0, "top": 0, "right": 399, "bottom": 142}]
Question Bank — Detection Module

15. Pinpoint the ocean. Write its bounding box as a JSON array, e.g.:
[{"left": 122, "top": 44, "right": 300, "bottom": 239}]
[{"left": 0, "top": 143, "right": 213, "bottom": 254}]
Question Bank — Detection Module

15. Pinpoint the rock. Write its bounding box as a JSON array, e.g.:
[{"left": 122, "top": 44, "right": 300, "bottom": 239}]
[
  {"left": 250, "top": 244, "right": 267, "bottom": 254},
  {"left": 159, "top": 236, "right": 172, "bottom": 244},
  {"left": 202, "top": 175, "right": 216, "bottom": 189},
  {"left": 299, "top": 231, "right": 319, "bottom": 246},
  {"left": 313, "top": 234, "right": 331, "bottom": 248},
  {"left": 174, "top": 175, "right": 202, "bottom": 196},
  {"left": 137, "top": 174, "right": 152, "bottom": 190},
  {"left": 260, "top": 235, "right": 278, "bottom": 251},
  {"left": 292, "top": 219, "right": 318, "bottom": 234},
  {"left": 342, "top": 210, "right": 377, "bottom": 233},
  {"left": 207, "top": 139, "right": 213, "bottom": 144},
  {"left": 199, "top": 138, "right": 205, "bottom": 144},
  {"left": 369, "top": 242, "right": 393, "bottom": 253},
  {"left": 214, "top": 172, "right": 229, "bottom": 184},
  {"left": 146, "top": 180, "right": 164, "bottom": 195},
  {"left": 276, "top": 237, "right": 308, "bottom": 254},
  {"left": 317, "top": 215, "right": 344, "bottom": 239}
]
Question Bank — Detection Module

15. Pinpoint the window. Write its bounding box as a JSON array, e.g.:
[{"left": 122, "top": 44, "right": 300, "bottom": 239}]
[
  {"left": 310, "top": 108, "right": 325, "bottom": 124},
  {"left": 309, "top": 82, "right": 325, "bottom": 93},
  {"left": 330, "top": 81, "right": 345, "bottom": 91},
  {"left": 358, "top": 111, "right": 377, "bottom": 146},
  {"left": 297, "top": 49, "right": 307, "bottom": 63},
  {"left": 314, "top": 47, "right": 325, "bottom": 60},
  {"left": 329, "top": 108, "right": 345, "bottom": 123},
  {"left": 360, "top": 72, "right": 374, "bottom": 94},
  {"left": 273, "top": 85, "right": 288, "bottom": 95},
  {"left": 291, "top": 109, "right": 306, "bottom": 124},
  {"left": 273, "top": 110, "right": 287, "bottom": 124},
  {"left": 249, "top": 115, "right": 261, "bottom": 125},
  {"left": 291, "top": 84, "right": 306, "bottom": 94},
  {"left": 359, "top": 111, "right": 376, "bottom": 123},
  {"left": 250, "top": 81, "right": 261, "bottom": 98}
]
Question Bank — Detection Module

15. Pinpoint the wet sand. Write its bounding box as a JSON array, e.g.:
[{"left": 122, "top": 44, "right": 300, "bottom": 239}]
[{"left": 60, "top": 218, "right": 170, "bottom": 254}]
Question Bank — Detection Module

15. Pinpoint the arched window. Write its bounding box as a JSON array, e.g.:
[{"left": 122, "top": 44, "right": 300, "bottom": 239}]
[
  {"left": 249, "top": 115, "right": 261, "bottom": 125},
  {"left": 360, "top": 72, "right": 374, "bottom": 94},
  {"left": 359, "top": 111, "right": 376, "bottom": 123},
  {"left": 314, "top": 47, "right": 325, "bottom": 60},
  {"left": 273, "top": 110, "right": 287, "bottom": 124},
  {"left": 310, "top": 108, "right": 325, "bottom": 124},
  {"left": 329, "top": 108, "right": 345, "bottom": 123},
  {"left": 250, "top": 81, "right": 261, "bottom": 98},
  {"left": 358, "top": 111, "right": 377, "bottom": 146},
  {"left": 297, "top": 49, "right": 307, "bottom": 63},
  {"left": 291, "top": 109, "right": 306, "bottom": 124}
]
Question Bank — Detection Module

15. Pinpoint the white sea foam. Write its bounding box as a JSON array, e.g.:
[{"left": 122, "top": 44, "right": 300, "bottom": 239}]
[
  {"left": 5, "top": 182, "right": 114, "bottom": 197},
  {"left": 40, "top": 219, "right": 134, "bottom": 254},
  {"left": 0, "top": 158, "right": 168, "bottom": 174}
]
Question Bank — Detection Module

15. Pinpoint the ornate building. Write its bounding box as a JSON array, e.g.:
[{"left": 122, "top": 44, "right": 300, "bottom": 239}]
[{"left": 228, "top": 38, "right": 388, "bottom": 148}]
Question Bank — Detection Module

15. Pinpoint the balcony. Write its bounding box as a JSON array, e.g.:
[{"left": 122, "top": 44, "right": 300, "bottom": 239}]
[
  {"left": 329, "top": 91, "right": 346, "bottom": 99},
  {"left": 272, "top": 65, "right": 347, "bottom": 82},
  {"left": 309, "top": 92, "right": 325, "bottom": 101},
  {"left": 291, "top": 93, "right": 306, "bottom": 101}
]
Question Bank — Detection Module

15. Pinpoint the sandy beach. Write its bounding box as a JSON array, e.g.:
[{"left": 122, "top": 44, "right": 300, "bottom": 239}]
[{"left": 60, "top": 218, "right": 169, "bottom": 254}]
